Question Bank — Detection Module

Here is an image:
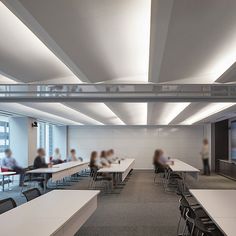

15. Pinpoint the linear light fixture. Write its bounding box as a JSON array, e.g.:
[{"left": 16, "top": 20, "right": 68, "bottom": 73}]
[
  {"left": 181, "top": 103, "right": 235, "bottom": 125},
  {"left": 166, "top": 103, "right": 190, "bottom": 124},
  {"left": 0, "top": 103, "right": 82, "bottom": 125},
  {"left": 156, "top": 103, "right": 190, "bottom": 125}
]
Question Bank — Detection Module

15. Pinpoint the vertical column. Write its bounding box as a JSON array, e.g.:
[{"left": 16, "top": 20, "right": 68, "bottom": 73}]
[{"left": 9, "top": 117, "right": 37, "bottom": 167}]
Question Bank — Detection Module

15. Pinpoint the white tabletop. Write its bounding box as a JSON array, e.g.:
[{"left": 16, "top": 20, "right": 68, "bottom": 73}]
[
  {"left": 0, "top": 190, "right": 100, "bottom": 236},
  {"left": 98, "top": 158, "right": 135, "bottom": 173},
  {"left": 190, "top": 189, "right": 236, "bottom": 218},
  {"left": 190, "top": 189, "right": 236, "bottom": 236},
  {"left": 168, "top": 159, "right": 200, "bottom": 173},
  {"left": 27, "top": 161, "right": 89, "bottom": 174},
  {"left": 0, "top": 171, "right": 16, "bottom": 175}
]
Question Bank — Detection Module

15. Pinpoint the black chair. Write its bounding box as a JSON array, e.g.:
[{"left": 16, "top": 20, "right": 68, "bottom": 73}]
[
  {"left": 0, "top": 198, "right": 17, "bottom": 215},
  {"left": 89, "top": 167, "right": 112, "bottom": 191},
  {"left": 193, "top": 217, "right": 223, "bottom": 236},
  {"left": 185, "top": 208, "right": 223, "bottom": 236},
  {"left": 22, "top": 188, "right": 41, "bottom": 202},
  {"left": 21, "top": 166, "right": 45, "bottom": 192}
]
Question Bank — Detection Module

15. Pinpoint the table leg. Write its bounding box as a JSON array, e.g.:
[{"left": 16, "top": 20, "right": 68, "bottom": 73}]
[
  {"left": 2, "top": 175, "right": 4, "bottom": 192},
  {"left": 44, "top": 173, "right": 47, "bottom": 193}
]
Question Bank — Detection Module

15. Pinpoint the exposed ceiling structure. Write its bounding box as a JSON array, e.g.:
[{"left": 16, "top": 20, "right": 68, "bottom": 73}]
[{"left": 1, "top": 0, "right": 236, "bottom": 125}]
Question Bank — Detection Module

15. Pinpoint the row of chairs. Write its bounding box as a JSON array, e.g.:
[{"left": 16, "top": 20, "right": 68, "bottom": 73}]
[
  {"left": 154, "top": 167, "right": 223, "bottom": 235},
  {"left": 154, "top": 166, "right": 184, "bottom": 193},
  {"left": 177, "top": 193, "right": 223, "bottom": 235},
  {"left": 0, "top": 188, "right": 41, "bottom": 215}
]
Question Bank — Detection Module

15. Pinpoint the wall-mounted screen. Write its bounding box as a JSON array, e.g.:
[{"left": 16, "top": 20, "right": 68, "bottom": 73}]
[{"left": 231, "top": 121, "right": 236, "bottom": 160}]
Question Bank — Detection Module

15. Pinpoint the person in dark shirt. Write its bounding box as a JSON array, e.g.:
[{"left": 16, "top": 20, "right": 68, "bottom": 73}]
[
  {"left": 33, "top": 148, "right": 52, "bottom": 189},
  {"left": 34, "top": 148, "right": 49, "bottom": 169}
]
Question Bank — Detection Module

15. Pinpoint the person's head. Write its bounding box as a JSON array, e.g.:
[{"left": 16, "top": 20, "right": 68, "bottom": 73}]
[
  {"left": 110, "top": 149, "right": 114, "bottom": 155},
  {"left": 37, "top": 148, "right": 45, "bottom": 157},
  {"left": 106, "top": 150, "right": 111, "bottom": 156},
  {"left": 70, "top": 149, "right": 76, "bottom": 156},
  {"left": 154, "top": 149, "right": 163, "bottom": 160},
  {"left": 4, "top": 148, "right": 12, "bottom": 158},
  {"left": 90, "top": 151, "right": 97, "bottom": 161},
  {"left": 203, "top": 138, "right": 208, "bottom": 145},
  {"left": 100, "top": 150, "right": 106, "bottom": 158},
  {"left": 55, "top": 148, "right": 60, "bottom": 154}
]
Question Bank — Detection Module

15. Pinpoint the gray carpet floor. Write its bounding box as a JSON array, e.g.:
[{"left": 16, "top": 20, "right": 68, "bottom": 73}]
[{"left": 1, "top": 171, "right": 236, "bottom": 236}]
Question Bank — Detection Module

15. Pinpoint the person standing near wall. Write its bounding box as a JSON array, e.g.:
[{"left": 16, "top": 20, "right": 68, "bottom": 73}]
[{"left": 200, "top": 138, "right": 210, "bottom": 176}]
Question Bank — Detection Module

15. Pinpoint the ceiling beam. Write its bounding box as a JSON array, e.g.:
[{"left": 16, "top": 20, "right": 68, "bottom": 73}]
[{"left": 148, "top": 0, "right": 174, "bottom": 83}]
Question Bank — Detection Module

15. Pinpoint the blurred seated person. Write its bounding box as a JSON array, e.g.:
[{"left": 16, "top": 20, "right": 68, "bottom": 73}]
[
  {"left": 89, "top": 151, "right": 112, "bottom": 181},
  {"left": 153, "top": 149, "right": 168, "bottom": 173},
  {"left": 1, "top": 148, "right": 25, "bottom": 186},
  {"left": 89, "top": 151, "right": 98, "bottom": 169},
  {"left": 106, "top": 149, "right": 113, "bottom": 163},
  {"left": 67, "top": 149, "right": 79, "bottom": 162},
  {"left": 107, "top": 149, "right": 119, "bottom": 163},
  {"left": 34, "top": 148, "right": 52, "bottom": 169},
  {"left": 33, "top": 148, "right": 52, "bottom": 188},
  {"left": 52, "top": 148, "right": 63, "bottom": 164},
  {"left": 100, "top": 150, "right": 111, "bottom": 167}
]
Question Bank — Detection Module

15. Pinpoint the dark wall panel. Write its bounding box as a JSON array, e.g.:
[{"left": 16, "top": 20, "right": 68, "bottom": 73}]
[{"left": 214, "top": 119, "right": 228, "bottom": 172}]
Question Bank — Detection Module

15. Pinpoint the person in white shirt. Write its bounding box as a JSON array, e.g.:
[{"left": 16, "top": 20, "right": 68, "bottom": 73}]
[
  {"left": 1, "top": 149, "right": 25, "bottom": 186},
  {"left": 100, "top": 150, "right": 111, "bottom": 167},
  {"left": 53, "top": 148, "right": 63, "bottom": 164},
  {"left": 106, "top": 149, "right": 113, "bottom": 163},
  {"left": 200, "top": 138, "right": 210, "bottom": 175}
]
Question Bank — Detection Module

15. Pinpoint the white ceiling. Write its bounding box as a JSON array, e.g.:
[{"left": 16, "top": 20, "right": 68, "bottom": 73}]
[{"left": 0, "top": 0, "right": 236, "bottom": 125}]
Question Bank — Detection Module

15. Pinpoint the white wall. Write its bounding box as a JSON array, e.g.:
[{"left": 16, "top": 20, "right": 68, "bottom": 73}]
[
  {"left": 9, "top": 117, "right": 37, "bottom": 167},
  {"left": 68, "top": 125, "right": 211, "bottom": 169}
]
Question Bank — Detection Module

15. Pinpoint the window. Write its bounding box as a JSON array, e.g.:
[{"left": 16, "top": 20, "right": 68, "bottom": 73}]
[
  {"left": 37, "top": 122, "right": 53, "bottom": 160},
  {"left": 37, "top": 122, "right": 45, "bottom": 150},
  {"left": 0, "top": 116, "right": 9, "bottom": 159}
]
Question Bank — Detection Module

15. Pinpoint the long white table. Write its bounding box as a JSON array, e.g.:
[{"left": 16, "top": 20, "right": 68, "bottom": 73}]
[
  {"left": 168, "top": 159, "right": 200, "bottom": 180},
  {"left": 98, "top": 158, "right": 135, "bottom": 182},
  {"left": 27, "top": 161, "right": 89, "bottom": 191},
  {"left": 190, "top": 189, "right": 236, "bottom": 236},
  {"left": 0, "top": 190, "right": 99, "bottom": 236}
]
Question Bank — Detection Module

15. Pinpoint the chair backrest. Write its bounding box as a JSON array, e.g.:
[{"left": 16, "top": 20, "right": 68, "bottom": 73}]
[
  {"left": 23, "top": 188, "right": 41, "bottom": 202},
  {"left": 90, "top": 167, "right": 99, "bottom": 180},
  {"left": 0, "top": 198, "right": 17, "bottom": 215},
  {"left": 186, "top": 208, "right": 197, "bottom": 235},
  {"left": 194, "top": 218, "right": 214, "bottom": 236},
  {"left": 179, "top": 195, "right": 190, "bottom": 218}
]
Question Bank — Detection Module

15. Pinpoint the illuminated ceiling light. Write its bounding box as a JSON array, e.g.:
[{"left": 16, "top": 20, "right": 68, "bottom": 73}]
[
  {"left": 166, "top": 103, "right": 190, "bottom": 124},
  {"left": 58, "top": 104, "right": 104, "bottom": 125},
  {"left": 23, "top": 103, "right": 104, "bottom": 125},
  {"left": 157, "top": 103, "right": 190, "bottom": 125},
  {"left": 0, "top": 2, "right": 81, "bottom": 83},
  {"left": 0, "top": 74, "right": 18, "bottom": 83},
  {"left": 0, "top": 103, "right": 82, "bottom": 125},
  {"left": 104, "top": 106, "right": 126, "bottom": 125},
  {"left": 181, "top": 103, "right": 235, "bottom": 125},
  {"left": 111, "top": 103, "right": 147, "bottom": 125}
]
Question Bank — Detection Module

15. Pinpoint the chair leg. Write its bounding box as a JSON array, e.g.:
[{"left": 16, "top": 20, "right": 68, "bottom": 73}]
[{"left": 177, "top": 215, "right": 182, "bottom": 235}]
